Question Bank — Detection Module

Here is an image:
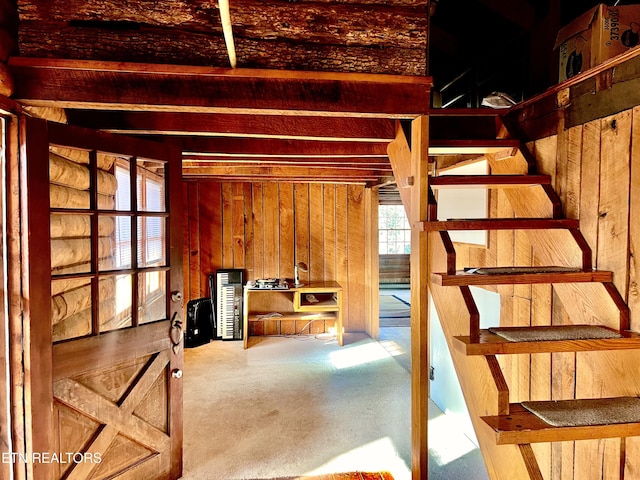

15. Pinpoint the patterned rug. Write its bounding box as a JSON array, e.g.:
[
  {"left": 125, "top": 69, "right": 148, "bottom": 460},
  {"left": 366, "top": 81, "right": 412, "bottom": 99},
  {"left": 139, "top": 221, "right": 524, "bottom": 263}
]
[{"left": 379, "top": 294, "right": 410, "bottom": 327}]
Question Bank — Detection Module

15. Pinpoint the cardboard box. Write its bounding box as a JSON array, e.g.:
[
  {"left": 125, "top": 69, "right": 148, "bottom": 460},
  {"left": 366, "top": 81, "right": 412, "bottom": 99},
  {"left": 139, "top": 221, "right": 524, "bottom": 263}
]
[{"left": 555, "top": 3, "right": 640, "bottom": 82}]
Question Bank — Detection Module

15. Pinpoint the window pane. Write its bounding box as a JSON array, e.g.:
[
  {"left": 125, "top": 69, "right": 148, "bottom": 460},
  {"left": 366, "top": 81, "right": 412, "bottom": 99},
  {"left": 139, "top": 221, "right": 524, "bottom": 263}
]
[
  {"left": 51, "top": 214, "right": 92, "bottom": 274},
  {"left": 137, "top": 159, "right": 166, "bottom": 212},
  {"left": 114, "top": 163, "right": 132, "bottom": 211},
  {"left": 51, "top": 277, "right": 92, "bottom": 342},
  {"left": 99, "top": 274, "right": 132, "bottom": 332},
  {"left": 99, "top": 215, "right": 132, "bottom": 271},
  {"left": 138, "top": 271, "right": 167, "bottom": 324},
  {"left": 137, "top": 217, "right": 166, "bottom": 267}
]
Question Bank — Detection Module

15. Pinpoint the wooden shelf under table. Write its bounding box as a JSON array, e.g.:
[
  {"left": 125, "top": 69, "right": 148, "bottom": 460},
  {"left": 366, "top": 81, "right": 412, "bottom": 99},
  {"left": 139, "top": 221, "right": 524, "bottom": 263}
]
[{"left": 243, "top": 281, "right": 343, "bottom": 349}]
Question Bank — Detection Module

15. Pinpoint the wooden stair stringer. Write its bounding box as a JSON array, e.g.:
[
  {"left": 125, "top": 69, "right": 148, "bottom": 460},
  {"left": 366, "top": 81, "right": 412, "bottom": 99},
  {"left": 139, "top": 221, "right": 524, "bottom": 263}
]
[
  {"left": 429, "top": 231, "right": 532, "bottom": 480},
  {"left": 387, "top": 122, "right": 413, "bottom": 221}
]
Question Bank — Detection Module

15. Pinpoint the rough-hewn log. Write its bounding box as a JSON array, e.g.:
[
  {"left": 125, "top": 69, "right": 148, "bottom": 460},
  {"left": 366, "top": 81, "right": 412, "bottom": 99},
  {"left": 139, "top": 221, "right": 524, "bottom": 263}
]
[
  {"left": 50, "top": 146, "right": 116, "bottom": 170},
  {"left": 0, "top": 62, "right": 12, "bottom": 96},
  {"left": 17, "top": 21, "right": 425, "bottom": 75},
  {"left": 50, "top": 152, "right": 117, "bottom": 194},
  {"left": 50, "top": 214, "right": 115, "bottom": 238},
  {"left": 51, "top": 237, "right": 113, "bottom": 269},
  {"left": 50, "top": 184, "right": 115, "bottom": 209},
  {"left": 51, "top": 277, "right": 115, "bottom": 324},
  {"left": 18, "top": 1, "right": 427, "bottom": 48},
  {"left": 51, "top": 277, "right": 90, "bottom": 297},
  {"left": 52, "top": 299, "right": 117, "bottom": 342}
]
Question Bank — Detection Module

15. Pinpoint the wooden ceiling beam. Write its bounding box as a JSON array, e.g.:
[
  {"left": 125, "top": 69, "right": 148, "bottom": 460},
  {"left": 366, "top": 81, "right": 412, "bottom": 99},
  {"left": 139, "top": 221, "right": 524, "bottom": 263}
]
[
  {"left": 183, "top": 156, "right": 391, "bottom": 166},
  {"left": 175, "top": 137, "right": 390, "bottom": 156},
  {"left": 183, "top": 160, "right": 393, "bottom": 172},
  {"left": 65, "top": 111, "right": 396, "bottom": 142},
  {"left": 9, "top": 58, "right": 432, "bottom": 117},
  {"left": 181, "top": 164, "right": 386, "bottom": 180}
]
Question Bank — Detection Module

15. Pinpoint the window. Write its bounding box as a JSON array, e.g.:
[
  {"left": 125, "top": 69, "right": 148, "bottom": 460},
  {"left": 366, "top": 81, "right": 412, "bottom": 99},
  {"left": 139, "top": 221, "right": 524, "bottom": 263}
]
[{"left": 379, "top": 205, "right": 411, "bottom": 254}]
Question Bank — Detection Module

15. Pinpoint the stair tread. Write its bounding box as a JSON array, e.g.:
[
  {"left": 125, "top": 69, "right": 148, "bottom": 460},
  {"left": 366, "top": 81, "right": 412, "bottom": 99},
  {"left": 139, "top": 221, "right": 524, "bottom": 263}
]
[
  {"left": 429, "top": 174, "right": 550, "bottom": 189},
  {"left": 428, "top": 138, "right": 519, "bottom": 155},
  {"left": 432, "top": 267, "right": 613, "bottom": 286},
  {"left": 454, "top": 326, "right": 640, "bottom": 355},
  {"left": 420, "top": 218, "right": 580, "bottom": 231},
  {"left": 482, "top": 399, "right": 640, "bottom": 444}
]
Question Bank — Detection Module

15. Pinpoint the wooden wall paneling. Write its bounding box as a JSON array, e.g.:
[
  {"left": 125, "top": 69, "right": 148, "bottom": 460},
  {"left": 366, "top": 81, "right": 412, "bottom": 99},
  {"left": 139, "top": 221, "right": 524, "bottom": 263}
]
[
  {"left": 496, "top": 189, "right": 514, "bottom": 297},
  {"left": 243, "top": 183, "right": 254, "bottom": 281},
  {"left": 530, "top": 284, "right": 552, "bottom": 479},
  {"left": 534, "top": 135, "right": 559, "bottom": 187},
  {"left": 579, "top": 119, "right": 602, "bottom": 263},
  {"left": 335, "top": 186, "right": 349, "bottom": 336},
  {"left": 514, "top": 229, "right": 533, "bottom": 300},
  {"left": 629, "top": 106, "right": 640, "bottom": 332},
  {"left": 309, "top": 184, "right": 324, "bottom": 282},
  {"left": 514, "top": 297, "right": 532, "bottom": 404},
  {"left": 294, "top": 184, "right": 310, "bottom": 286},
  {"left": 323, "top": 185, "right": 336, "bottom": 281},
  {"left": 563, "top": 126, "right": 583, "bottom": 220},
  {"left": 347, "top": 184, "right": 366, "bottom": 332},
  {"left": 182, "top": 183, "right": 191, "bottom": 308},
  {"left": 550, "top": 291, "right": 576, "bottom": 480},
  {"left": 221, "top": 183, "right": 234, "bottom": 270},
  {"left": 597, "top": 111, "right": 632, "bottom": 296},
  {"left": 278, "top": 184, "right": 296, "bottom": 333},
  {"left": 252, "top": 183, "right": 264, "bottom": 280},
  {"left": 364, "top": 188, "right": 379, "bottom": 339},
  {"left": 262, "top": 182, "right": 279, "bottom": 278},
  {"left": 232, "top": 182, "right": 245, "bottom": 269},
  {"left": 199, "top": 182, "right": 222, "bottom": 296},
  {"left": 187, "top": 182, "right": 201, "bottom": 300}
]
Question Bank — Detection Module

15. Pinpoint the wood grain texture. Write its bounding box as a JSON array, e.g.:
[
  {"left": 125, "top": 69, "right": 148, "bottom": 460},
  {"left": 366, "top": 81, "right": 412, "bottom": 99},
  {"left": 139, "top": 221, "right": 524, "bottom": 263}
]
[
  {"left": 233, "top": 183, "right": 246, "bottom": 269},
  {"left": 279, "top": 184, "right": 294, "bottom": 281},
  {"left": 262, "top": 183, "right": 279, "bottom": 279},
  {"left": 347, "top": 185, "right": 366, "bottom": 332},
  {"left": 221, "top": 183, "right": 234, "bottom": 269},
  {"left": 323, "top": 185, "right": 336, "bottom": 281},
  {"left": 309, "top": 184, "right": 324, "bottom": 282},
  {"left": 628, "top": 106, "right": 640, "bottom": 332}
]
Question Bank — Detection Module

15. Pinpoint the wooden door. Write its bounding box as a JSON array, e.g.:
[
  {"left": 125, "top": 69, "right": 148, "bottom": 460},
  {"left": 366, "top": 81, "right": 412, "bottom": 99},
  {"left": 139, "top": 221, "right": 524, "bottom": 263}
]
[{"left": 21, "top": 117, "right": 183, "bottom": 480}]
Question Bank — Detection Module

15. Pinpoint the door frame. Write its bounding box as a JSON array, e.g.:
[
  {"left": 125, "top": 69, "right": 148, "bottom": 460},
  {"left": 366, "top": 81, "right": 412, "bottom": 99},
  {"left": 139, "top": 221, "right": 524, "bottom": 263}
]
[{"left": 14, "top": 116, "right": 184, "bottom": 479}]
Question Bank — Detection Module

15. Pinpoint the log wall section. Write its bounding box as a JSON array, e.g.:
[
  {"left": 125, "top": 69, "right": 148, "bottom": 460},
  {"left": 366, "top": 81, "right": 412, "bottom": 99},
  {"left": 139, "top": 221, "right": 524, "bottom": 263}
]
[
  {"left": 183, "top": 181, "right": 369, "bottom": 333},
  {"left": 452, "top": 105, "right": 640, "bottom": 479}
]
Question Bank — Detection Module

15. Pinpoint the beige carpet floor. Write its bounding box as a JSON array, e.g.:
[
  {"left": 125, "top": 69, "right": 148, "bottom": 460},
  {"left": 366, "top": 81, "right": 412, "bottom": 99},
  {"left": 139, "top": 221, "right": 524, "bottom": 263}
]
[{"left": 182, "top": 330, "right": 488, "bottom": 480}]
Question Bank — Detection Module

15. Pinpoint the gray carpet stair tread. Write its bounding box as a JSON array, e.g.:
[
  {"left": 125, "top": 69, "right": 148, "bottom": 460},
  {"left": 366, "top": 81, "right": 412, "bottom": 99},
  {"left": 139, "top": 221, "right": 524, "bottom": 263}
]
[
  {"left": 521, "top": 397, "right": 640, "bottom": 427},
  {"left": 488, "top": 325, "right": 622, "bottom": 342}
]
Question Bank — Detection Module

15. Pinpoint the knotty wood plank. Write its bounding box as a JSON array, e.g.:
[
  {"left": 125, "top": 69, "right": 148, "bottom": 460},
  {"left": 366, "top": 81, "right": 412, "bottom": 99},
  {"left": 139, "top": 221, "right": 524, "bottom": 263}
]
[
  {"left": 323, "top": 185, "right": 336, "bottom": 281},
  {"left": 231, "top": 183, "right": 245, "bottom": 269},
  {"left": 309, "top": 184, "right": 324, "bottom": 282},
  {"left": 262, "top": 183, "right": 279, "bottom": 279},
  {"left": 496, "top": 189, "right": 515, "bottom": 298},
  {"left": 279, "top": 184, "right": 294, "bottom": 281},
  {"left": 597, "top": 111, "right": 632, "bottom": 295},
  {"left": 252, "top": 183, "right": 265, "bottom": 280},
  {"left": 533, "top": 136, "right": 558, "bottom": 186},
  {"left": 347, "top": 184, "right": 366, "bottom": 332},
  {"left": 187, "top": 183, "right": 201, "bottom": 298},
  {"left": 294, "top": 184, "right": 310, "bottom": 286},
  {"left": 335, "top": 186, "right": 349, "bottom": 333},
  {"left": 578, "top": 119, "right": 601, "bottom": 267},
  {"left": 10, "top": 58, "right": 433, "bottom": 116},
  {"left": 365, "top": 188, "right": 379, "bottom": 339},
  {"left": 199, "top": 182, "right": 222, "bottom": 292},
  {"left": 243, "top": 183, "right": 254, "bottom": 281},
  {"left": 221, "top": 183, "right": 234, "bottom": 269},
  {"left": 628, "top": 106, "right": 640, "bottom": 332}
]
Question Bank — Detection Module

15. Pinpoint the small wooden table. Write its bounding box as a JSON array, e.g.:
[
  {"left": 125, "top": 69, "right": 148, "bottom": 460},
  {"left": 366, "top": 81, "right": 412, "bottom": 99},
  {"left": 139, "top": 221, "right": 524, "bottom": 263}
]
[{"left": 242, "top": 281, "right": 343, "bottom": 349}]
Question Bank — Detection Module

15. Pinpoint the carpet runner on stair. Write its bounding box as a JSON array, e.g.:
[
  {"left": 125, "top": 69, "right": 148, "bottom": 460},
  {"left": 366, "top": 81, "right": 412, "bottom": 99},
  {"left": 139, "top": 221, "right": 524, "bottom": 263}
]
[{"left": 488, "top": 325, "right": 622, "bottom": 342}]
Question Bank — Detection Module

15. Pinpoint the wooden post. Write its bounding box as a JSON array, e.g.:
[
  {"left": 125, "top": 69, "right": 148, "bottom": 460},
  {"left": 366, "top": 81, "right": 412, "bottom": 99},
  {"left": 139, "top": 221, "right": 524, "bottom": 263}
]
[{"left": 410, "top": 116, "right": 429, "bottom": 480}]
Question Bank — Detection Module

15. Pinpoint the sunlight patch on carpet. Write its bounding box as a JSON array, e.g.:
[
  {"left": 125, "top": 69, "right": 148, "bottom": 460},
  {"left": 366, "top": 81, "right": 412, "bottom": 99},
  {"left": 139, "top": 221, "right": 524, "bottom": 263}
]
[
  {"left": 303, "top": 437, "right": 410, "bottom": 480},
  {"left": 329, "top": 342, "right": 401, "bottom": 369}
]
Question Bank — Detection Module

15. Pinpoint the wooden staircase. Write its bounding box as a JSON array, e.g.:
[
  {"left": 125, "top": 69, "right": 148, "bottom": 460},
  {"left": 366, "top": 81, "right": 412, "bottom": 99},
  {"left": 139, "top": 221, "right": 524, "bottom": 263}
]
[{"left": 394, "top": 109, "right": 640, "bottom": 479}]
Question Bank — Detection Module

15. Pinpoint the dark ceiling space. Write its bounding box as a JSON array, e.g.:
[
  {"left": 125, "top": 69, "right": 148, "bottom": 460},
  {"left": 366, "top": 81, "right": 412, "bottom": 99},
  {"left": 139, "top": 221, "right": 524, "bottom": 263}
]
[{"left": 428, "top": 0, "right": 614, "bottom": 107}]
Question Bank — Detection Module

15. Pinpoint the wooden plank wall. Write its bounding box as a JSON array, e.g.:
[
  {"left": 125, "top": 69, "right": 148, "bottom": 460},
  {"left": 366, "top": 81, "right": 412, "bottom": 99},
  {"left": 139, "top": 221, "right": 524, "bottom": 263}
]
[{"left": 182, "top": 181, "right": 369, "bottom": 333}]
